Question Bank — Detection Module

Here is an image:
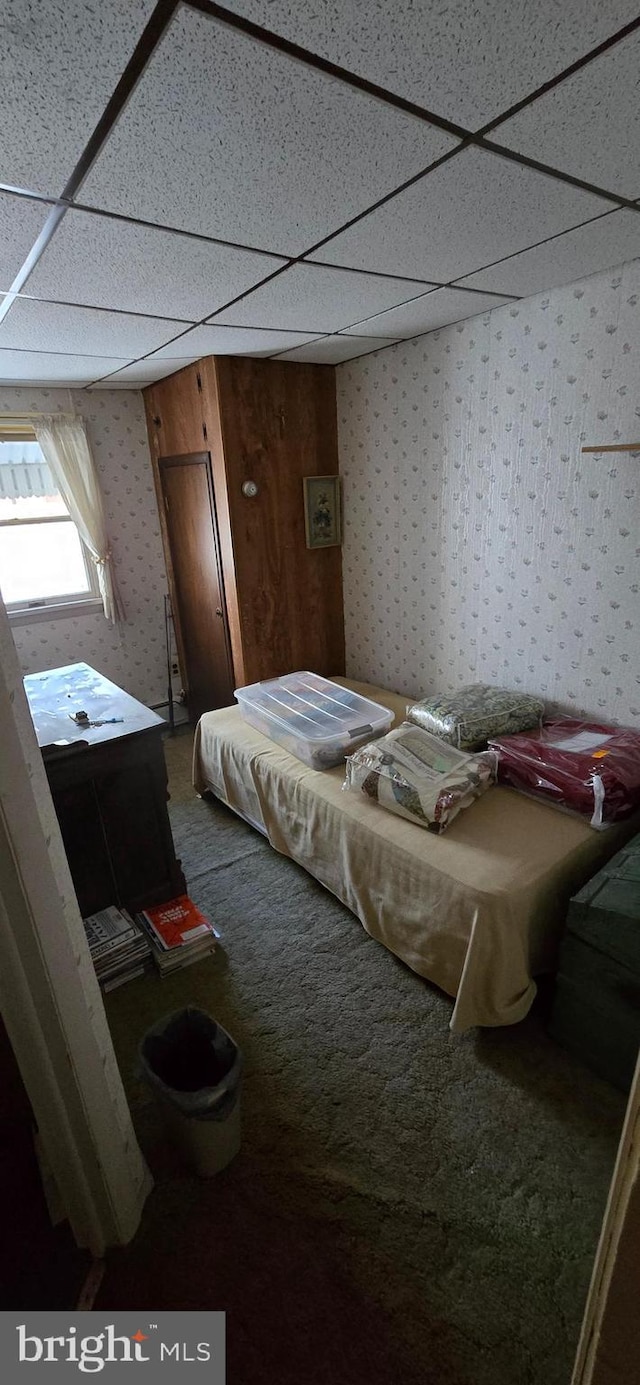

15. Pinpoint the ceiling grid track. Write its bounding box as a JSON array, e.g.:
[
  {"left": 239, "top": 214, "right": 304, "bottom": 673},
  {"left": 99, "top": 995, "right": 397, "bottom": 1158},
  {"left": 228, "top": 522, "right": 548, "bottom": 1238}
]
[{"left": 0, "top": 0, "right": 639, "bottom": 384}]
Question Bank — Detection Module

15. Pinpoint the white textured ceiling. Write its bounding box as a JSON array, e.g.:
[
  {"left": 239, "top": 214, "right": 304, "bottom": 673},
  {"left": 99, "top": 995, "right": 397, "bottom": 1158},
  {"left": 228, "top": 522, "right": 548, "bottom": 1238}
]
[
  {"left": 79, "top": 6, "right": 457, "bottom": 252},
  {"left": 219, "top": 0, "right": 640, "bottom": 128},
  {"left": 0, "top": 0, "right": 638, "bottom": 387},
  {"left": 307, "top": 147, "right": 610, "bottom": 280},
  {"left": 0, "top": 0, "right": 157, "bottom": 196}
]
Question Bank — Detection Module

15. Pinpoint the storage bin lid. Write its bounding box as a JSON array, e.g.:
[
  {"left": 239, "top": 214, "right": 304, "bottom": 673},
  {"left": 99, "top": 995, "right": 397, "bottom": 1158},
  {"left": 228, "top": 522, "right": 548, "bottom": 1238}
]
[{"left": 234, "top": 671, "right": 391, "bottom": 745}]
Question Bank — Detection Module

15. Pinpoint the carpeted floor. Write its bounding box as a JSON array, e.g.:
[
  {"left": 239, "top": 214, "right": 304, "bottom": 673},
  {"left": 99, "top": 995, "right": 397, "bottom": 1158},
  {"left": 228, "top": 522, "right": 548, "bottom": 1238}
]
[{"left": 99, "top": 729, "right": 626, "bottom": 1385}]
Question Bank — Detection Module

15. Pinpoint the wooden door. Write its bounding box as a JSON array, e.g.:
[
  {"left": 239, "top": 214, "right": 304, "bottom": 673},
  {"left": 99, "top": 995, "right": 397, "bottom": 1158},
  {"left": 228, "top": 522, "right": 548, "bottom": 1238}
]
[{"left": 158, "top": 452, "right": 235, "bottom": 722}]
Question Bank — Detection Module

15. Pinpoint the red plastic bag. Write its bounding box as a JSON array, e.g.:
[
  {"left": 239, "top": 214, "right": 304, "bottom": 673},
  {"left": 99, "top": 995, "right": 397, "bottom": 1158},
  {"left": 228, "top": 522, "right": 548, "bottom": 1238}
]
[{"left": 488, "top": 719, "right": 640, "bottom": 828}]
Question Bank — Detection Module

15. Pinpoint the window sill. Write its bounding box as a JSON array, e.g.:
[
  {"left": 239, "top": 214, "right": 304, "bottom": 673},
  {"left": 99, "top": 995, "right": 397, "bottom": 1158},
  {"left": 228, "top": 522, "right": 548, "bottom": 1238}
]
[{"left": 7, "top": 598, "right": 104, "bottom": 627}]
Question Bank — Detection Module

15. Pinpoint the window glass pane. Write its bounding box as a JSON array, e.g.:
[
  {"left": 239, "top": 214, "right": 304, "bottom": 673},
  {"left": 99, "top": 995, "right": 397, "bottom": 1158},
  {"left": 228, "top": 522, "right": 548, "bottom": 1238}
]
[
  {"left": 0, "top": 521, "right": 91, "bottom": 603},
  {"left": 0, "top": 439, "right": 67, "bottom": 519}
]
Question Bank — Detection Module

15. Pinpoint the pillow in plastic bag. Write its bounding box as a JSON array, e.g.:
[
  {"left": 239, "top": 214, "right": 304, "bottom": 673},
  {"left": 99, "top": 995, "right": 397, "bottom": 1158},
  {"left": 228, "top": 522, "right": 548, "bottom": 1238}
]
[
  {"left": 343, "top": 722, "right": 496, "bottom": 833},
  {"left": 488, "top": 719, "right": 640, "bottom": 829},
  {"left": 407, "top": 683, "right": 544, "bottom": 750}
]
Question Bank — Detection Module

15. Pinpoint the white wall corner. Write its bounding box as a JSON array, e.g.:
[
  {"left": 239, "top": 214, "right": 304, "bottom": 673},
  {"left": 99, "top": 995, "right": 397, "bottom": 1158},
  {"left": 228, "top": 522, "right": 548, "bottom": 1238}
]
[{"left": 0, "top": 593, "right": 152, "bottom": 1256}]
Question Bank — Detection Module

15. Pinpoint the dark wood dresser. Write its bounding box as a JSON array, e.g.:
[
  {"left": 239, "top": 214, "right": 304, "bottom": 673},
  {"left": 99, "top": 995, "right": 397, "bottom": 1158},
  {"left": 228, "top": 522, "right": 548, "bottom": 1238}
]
[{"left": 24, "top": 662, "right": 186, "bottom": 919}]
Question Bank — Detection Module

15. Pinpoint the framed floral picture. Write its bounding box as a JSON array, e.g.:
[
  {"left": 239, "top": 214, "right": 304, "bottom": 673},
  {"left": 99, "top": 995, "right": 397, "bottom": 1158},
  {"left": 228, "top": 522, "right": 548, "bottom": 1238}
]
[{"left": 302, "top": 475, "right": 342, "bottom": 549}]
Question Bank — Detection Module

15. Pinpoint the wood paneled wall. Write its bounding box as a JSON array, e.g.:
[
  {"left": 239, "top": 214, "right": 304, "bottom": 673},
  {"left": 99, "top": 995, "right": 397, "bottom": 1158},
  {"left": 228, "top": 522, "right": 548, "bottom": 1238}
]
[
  {"left": 212, "top": 356, "right": 344, "bottom": 685},
  {"left": 144, "top": 356, "right": 345, "bottom": 696}
]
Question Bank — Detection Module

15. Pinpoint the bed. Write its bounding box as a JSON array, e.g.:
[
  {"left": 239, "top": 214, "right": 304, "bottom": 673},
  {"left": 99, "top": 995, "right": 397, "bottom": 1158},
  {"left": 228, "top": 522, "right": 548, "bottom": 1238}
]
[{"left": 193, "top": 678, "right": 638, "bottom": 1032}]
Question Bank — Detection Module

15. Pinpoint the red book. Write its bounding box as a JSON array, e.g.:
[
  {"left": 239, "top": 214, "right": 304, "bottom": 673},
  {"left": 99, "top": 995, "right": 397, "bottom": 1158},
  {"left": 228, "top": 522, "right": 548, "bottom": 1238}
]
[{"left": 140, "top": 895, "right": 217, "bottom": 951}]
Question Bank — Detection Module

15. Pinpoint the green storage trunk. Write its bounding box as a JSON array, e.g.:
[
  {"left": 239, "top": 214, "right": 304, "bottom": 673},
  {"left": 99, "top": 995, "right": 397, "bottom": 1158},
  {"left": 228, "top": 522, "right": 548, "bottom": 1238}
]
[{"left": 549, "top": 834, "right": 640, "bottom": 1092}]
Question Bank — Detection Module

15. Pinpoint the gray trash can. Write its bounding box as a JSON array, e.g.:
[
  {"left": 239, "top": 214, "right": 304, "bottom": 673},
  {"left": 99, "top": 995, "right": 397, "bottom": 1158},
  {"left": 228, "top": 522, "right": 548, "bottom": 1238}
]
[{"left": 139, "top": 1007, "right": 242, "bottom": 1176}]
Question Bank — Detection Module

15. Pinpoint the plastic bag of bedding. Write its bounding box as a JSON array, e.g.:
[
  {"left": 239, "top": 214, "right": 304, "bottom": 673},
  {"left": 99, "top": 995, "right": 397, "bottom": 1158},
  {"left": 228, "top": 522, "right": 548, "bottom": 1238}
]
[
  {"left": 488, "top": 718, "right": 640, "bottom": 829},
  {"left": 406, "top": 683, "right": 544, "bottom": 750},
  {"left": 343, "top": 722, "right": 496, "bottom": 833}
]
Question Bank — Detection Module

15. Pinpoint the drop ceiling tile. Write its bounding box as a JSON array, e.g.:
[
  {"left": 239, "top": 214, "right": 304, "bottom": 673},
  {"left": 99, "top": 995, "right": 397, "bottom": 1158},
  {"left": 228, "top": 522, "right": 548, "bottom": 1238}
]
[
  {"left": 275, "top": 335, "right": 400, "bottom": 364},
  {"left": 214, "top": 263, "right": 437, "bottom": 332},
  {"left": 456, "top": 209, "right": 640, "bottom": 298},
  {"left": 494, "top": 31, "right": 640, "bottom": 197},
  {"left": 0, "top": 350, "right": 128, "bottom": 384},
  {"left": 0, "top": 0, "right": 156, "bottom": 196},
  {"left": 309, "top": 146, "right": 611, "bottom": 281},
  {"left": 26, "top": 210, "right": 287, "bottom": 320},
  {"left": 220, "top": 1, "right": 640, "bottom": 128},
  {"left": 94, "top": 357, "right": 194, "bottom": 384},
  {"left": 0, "top": 299, "right": 186, "bottom": 357},
  {"left": 343, "top": 286, "right": 515, "bottom": 338},
  {"left": 149, "top": 325, "right": 324, "bottom": 359},
  {"left": 80, "top": 6, "right": 458, "bottom": 255},
  {"left": 0, "top": 194, "right": 51, "bottom": 291}
]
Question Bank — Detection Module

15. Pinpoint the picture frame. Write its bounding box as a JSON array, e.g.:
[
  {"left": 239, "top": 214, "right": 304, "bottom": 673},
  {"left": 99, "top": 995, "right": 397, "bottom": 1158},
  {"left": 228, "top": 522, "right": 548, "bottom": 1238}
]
[{"left": 302, "top": 474, "right": 342, "bottom": 550}]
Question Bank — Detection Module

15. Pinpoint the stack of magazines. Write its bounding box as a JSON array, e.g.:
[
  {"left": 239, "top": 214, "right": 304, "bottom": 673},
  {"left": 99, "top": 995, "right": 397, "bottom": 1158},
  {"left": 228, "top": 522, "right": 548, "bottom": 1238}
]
[
  {"left": 83, "top": 906, "right": 153, "bottom": 991},
  {"left": 136, "top": 894, "right": 219, "bottom": 976}
]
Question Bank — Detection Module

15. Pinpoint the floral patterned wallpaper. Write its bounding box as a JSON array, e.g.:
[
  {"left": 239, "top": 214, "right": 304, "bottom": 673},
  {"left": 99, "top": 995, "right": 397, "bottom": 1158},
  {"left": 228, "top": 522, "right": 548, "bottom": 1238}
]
[
  {"left": 0, "top": 386, "right": 169, "bottom": 706},
  {"left": 337, "top": 257, "right": 640, "bottom": 726}
]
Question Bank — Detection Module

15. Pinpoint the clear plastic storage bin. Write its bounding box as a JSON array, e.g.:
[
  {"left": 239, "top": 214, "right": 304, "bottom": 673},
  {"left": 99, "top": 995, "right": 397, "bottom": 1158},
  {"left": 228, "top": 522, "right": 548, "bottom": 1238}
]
[{"left": 235, "top": 671, "right": 393, "bottom": 769}]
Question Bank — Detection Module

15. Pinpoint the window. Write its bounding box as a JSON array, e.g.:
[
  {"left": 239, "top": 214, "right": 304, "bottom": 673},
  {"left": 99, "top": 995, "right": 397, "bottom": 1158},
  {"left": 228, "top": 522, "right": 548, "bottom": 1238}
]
[{"left": 0, "top": 433, "right": 100, "bottom": 616}]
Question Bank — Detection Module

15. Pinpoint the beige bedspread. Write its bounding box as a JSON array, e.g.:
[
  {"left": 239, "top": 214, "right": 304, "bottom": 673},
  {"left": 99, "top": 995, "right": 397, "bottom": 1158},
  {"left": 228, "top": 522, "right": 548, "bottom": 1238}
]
[{"left": 193, "top": 679, "right": 637, "bottom": 1032}]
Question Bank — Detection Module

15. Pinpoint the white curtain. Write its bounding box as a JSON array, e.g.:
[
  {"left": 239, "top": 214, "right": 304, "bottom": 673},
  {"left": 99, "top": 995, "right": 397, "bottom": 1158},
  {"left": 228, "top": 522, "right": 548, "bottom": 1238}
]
[{"left": 34, "top": 413, "right": 125, "bottom": 624}]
